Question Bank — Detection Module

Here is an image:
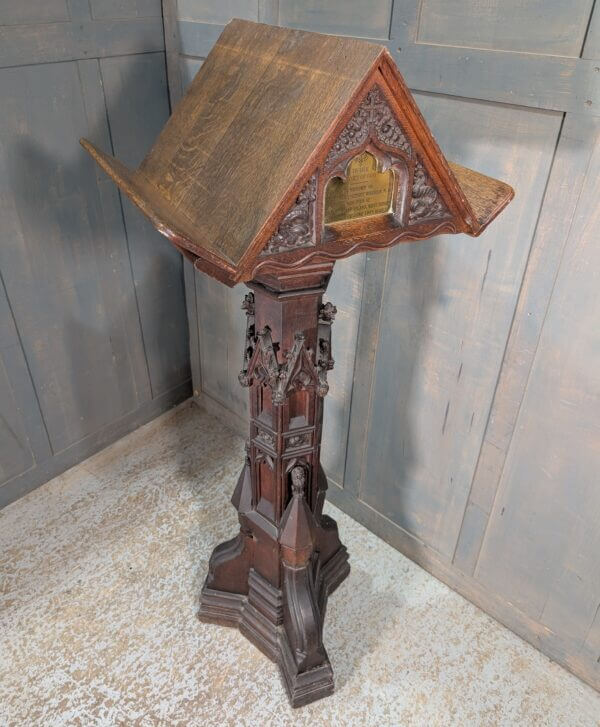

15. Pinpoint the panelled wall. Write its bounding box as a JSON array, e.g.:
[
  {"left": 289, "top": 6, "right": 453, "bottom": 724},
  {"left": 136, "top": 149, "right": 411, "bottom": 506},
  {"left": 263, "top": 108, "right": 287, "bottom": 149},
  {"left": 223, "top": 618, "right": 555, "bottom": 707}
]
[
  {"left": 0, "top": 0, "right": 191, "bottom": 507},
  {"left": 164, "top": 1, "right": 600, "bottom": 690}
]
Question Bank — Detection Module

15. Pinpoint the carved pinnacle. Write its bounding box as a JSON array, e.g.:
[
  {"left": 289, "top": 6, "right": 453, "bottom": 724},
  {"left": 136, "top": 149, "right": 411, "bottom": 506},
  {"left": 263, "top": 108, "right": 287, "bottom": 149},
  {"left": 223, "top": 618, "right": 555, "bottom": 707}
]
[
  {"left": 239, "top": 291, "right": 256, "bottom": 387},
  {"left": 316, "top": 301, "right": 336, "bottom": 398}
]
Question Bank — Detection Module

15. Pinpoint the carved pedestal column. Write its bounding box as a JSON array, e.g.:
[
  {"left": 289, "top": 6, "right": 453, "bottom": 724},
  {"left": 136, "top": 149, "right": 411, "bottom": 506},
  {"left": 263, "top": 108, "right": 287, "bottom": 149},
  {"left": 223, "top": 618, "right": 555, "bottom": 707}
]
[{"left": 199, "top": 272, "right": 350, "bottom": 708}]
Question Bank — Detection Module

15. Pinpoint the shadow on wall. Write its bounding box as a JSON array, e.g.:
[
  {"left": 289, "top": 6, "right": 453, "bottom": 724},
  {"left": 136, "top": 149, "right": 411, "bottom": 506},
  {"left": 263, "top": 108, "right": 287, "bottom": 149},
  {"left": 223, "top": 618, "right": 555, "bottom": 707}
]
[{"left": 5, "top": 61, "right": 190, "bottom": 455}]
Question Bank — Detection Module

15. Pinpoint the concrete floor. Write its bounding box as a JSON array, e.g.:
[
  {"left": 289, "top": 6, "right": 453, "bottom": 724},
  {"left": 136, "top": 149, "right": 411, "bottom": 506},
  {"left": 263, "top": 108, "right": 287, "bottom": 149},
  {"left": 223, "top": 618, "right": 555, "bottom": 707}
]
[{"left": 1, "top": 401, "right": 599, "bottom": 727}]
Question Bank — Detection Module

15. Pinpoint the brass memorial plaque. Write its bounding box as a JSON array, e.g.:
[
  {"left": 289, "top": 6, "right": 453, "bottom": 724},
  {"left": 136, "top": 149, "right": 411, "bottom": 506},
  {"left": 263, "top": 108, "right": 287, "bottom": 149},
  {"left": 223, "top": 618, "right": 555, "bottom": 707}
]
[{"left": 324, "top": 151, "right": 394, "bottom": 224}]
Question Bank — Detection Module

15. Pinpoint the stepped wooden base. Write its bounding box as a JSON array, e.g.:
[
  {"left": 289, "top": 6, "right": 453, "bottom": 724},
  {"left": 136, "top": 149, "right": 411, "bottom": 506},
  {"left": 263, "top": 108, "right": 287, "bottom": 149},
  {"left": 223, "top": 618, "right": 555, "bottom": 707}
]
[{"left": 199, "top": 538, "right": 349, "bottom": 707}]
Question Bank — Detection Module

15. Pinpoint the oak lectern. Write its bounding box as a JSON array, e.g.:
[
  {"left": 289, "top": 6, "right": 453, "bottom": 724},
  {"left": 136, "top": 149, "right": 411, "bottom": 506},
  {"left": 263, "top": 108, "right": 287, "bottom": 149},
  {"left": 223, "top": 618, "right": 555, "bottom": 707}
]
[{"left": 81, "top": 19, "right": 513, "bottom": 708}]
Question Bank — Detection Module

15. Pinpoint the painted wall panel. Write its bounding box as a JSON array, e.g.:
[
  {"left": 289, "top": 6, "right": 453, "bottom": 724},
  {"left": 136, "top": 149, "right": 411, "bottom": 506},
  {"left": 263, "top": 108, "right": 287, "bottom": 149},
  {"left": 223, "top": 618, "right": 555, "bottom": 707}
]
[
  {"left": 360, "top": 97, "right": 561, "bottom": 558},
  {"left": 0, "top": 62, "right": 143, "bottom": 452},
  {"left": 177, "top": 0, "right": 258, "bottom": 23},
  {"left": 100, "top": 53, "right": 190, "bottom": 397},
  {"left": 418, "top": 0, "right": 593, "bottom": 56},
  {"left": 321, "top": 256, "right": 365, "bottom": 486},
  {"left": 0, "top": 19, "right": 165, "bottom": 69},
  {"left": 279, "top": 0, "right": 393, "bottom": 40},
  {"left": 180, "top": 56, "right": 203, "bottom": 89},
  {"left": 0, "top": 1, "right": 190, "bottom": 503},
  {"left": 476, "top": 120, "right": 600, "bottom": 650},
  {"left": 452, "top": 113, "right": 600, "bottom": 577},
  {"left": 0, "top": 357, "right": 34, "bottom": 483},
  {"left": 0, "top": 0, "right": 69, "bottom": 25},
  {"left": 90, "top": 0, "right": 161, "bottom": 19}
]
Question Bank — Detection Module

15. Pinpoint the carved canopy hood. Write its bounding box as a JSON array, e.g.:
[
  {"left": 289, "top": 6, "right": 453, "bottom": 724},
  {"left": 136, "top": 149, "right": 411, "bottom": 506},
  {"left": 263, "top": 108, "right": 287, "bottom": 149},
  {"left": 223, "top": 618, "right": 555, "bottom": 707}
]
[{"left": 80, "top": 19, "right": 514, "bottom": 287}]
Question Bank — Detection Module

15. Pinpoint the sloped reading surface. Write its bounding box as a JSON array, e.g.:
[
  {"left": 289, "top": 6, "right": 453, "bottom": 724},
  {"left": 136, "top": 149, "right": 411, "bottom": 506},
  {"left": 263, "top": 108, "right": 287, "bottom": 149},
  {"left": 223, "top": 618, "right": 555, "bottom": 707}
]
[
  {"left": 80, "top": 19, "right": 514, "bottom": 286},
  {"left": 140, "top": 20, "right": 385, "bottom": 267}
]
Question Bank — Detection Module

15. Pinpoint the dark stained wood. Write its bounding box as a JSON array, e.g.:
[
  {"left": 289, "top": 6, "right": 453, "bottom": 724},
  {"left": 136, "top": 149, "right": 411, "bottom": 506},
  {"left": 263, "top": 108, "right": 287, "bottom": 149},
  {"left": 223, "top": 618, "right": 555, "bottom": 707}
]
[
  {"left": 80, "top": 17, "right": 514, "bottom": 707},
  {"left": 80, "top": 18, "right": 513, "bottom": 287},
  {"left": 199, "top": 275, "right": 350, "bottom": 707}
]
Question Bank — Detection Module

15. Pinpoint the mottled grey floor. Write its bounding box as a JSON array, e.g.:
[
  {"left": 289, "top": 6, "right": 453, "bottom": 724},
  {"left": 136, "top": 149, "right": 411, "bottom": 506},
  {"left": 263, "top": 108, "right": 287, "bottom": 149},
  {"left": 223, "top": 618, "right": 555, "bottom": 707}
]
[{"left": 1, "top": 401, "right": 599, "bottom": 726}]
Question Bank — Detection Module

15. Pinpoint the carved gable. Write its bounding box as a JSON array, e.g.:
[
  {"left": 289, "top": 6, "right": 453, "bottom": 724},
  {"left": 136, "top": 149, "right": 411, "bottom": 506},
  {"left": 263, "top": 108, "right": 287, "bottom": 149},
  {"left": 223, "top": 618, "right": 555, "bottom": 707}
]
[
  {"left": 324, "top": 84, "right": 451, "bottom": 226},
  {"left": 259, "top": 83, "right": 454, "bottom": 262},
  {"left": 325, "top": 85, "right": 412, "bottom": 165},
  {"left": 243, "top": 328, "right": 320, "bottom": 405}
]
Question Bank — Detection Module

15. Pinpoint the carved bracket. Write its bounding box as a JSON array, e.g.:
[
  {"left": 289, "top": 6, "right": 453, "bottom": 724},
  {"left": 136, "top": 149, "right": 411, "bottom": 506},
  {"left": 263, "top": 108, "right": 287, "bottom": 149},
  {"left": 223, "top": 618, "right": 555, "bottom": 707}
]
[{"left": 409, "top": 158, "right": 450, "bottom": 223}]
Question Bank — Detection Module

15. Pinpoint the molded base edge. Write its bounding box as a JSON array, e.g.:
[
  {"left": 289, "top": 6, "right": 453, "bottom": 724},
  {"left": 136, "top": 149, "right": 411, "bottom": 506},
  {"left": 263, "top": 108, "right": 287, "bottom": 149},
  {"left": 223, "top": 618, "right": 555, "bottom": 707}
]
[{"left": 198, "top": 548, "right": 350, "bottom": 708}]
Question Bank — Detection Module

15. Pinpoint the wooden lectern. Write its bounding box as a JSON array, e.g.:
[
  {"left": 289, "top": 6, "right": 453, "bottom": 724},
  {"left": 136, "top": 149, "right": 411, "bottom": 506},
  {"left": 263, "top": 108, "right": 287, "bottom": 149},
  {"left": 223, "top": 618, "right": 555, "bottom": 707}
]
[{"left": 81, "top": 19, "right": 513, "bottom": 707}]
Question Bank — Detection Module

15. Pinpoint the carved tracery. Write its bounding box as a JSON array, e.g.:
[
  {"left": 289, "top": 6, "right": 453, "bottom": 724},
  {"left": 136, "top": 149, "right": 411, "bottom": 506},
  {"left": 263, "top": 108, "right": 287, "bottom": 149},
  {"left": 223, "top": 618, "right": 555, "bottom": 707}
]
[
  {"left": 324, "top": 85, "right": 451, "bottom": 224},
  {"left": 325, "top": 85, "right": 412, "bottom": 165},
  {"left": 409, "top": 158, "right": 450, "bottom": 223},
  {"left": 258, "top": 86, "right": 453, "bottom": 261},
  {"left": 261, "top": 175, "right": 317, "bottom": 256},
  {"left": 238, "top": 295, "right": 336, "bottom": 405}
]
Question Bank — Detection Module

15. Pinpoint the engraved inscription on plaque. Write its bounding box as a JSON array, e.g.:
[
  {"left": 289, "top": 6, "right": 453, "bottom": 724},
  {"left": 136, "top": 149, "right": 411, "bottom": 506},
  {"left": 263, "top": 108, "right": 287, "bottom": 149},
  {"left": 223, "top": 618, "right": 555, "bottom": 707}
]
[{"left": 324, "top": 152, "right": 394, "bottom": 224}]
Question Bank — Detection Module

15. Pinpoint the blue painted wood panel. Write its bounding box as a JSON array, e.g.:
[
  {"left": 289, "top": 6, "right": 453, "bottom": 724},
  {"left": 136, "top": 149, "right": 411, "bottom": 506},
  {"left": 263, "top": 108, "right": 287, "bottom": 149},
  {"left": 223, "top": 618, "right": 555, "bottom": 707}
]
[
  {"left": 0, "top": 1, "right": 190, "bottom": 504},
  {"left": 279, "top": 0, "right": 393, "bottom": 40},
  {"left": 89, "top": 0, "right": 161, "bottom": 19},
  {"left": 476, "top": 116, "right": 600, "bottom": 652},
  {"left": 417, "top": 0, "right": 594, "bottom": 56},
  {"left": 0, "top": 0, "right": 69, "bottom": 25},
  {"left": 360, "top": 97, "right": 561, "bottom": 557},
  {"left": 177, "top": 0, "right": 258, "bottom": 23}
]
